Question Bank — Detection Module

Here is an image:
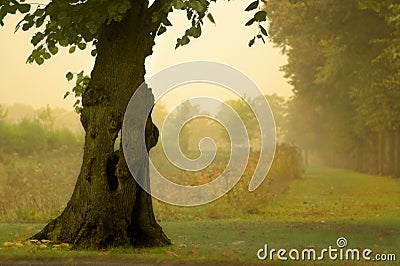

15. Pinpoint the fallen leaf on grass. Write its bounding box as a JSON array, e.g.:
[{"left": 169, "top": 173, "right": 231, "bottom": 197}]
[
  {"left": 59, "top": 243, "right": 70, "bottom": 248},
  {"left": 3, "top": 242, "right": 12, "bottom": 247},
  {"left": 188, "top": 249, "right": 198, "bottom": 254},
  {"left": 222, "top": 252, "right": 232, "bottom": 257},
  {"left": 39, "top": 244, "right": 47, "bottom": 248},
  {"left": 233, "top": 248, "right": 242, "bottom": 253},
  {"left": 14, "top": 242, "right": 24, "bottom": 247},
  {"left": 164, "top": 250, "right": 179, "bottom": 257}
]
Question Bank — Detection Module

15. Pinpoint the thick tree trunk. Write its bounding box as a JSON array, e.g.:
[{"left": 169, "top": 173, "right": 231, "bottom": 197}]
[{"left": 32, "top": 4, "right": 170, "bottom": 248}]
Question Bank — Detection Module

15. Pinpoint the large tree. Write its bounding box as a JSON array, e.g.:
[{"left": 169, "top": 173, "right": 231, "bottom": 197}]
[{"left": 0, "top": 0, "right": 269, "bottom": 248}]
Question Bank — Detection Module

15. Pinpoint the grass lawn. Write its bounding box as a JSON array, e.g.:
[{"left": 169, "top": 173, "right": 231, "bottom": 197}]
[{"left": 0, "top": 168, "right": 399, "bottom": 265}]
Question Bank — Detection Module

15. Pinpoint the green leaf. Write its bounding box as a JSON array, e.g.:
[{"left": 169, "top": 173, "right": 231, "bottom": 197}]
[
  {"left": 63, "top": 91, "right": 70, "bottom": 99},
  {"left": 66, "top": 72, "right": 74, "bottom": 81},
  {"left": 78, "top": 43, "right": 86, "bottom": 50},
  {"left": 18, "top": 4, "right": 31, "bottom": 14},
  {"left": 188, "top": 25, "right": 201, "bottom": 38},
  {"left": 189, "top": 0, "right": 205, "bottom": 13},
  {"left": 31, "top": 32, "right": 45, "bottom": 46},
  {"left": 245, "top": 1, "right": 259, "bottom": 11},
  {"left": 77, "top": 70, "right": 84, "bottom": 79},
  {"left": 36, "top": 16, "right": 45, "bottom": 28},
  {"left": 175, "top": 35, "right": 190, "bottom": 49},
  {"left": 245, "top": 18, "right": 255, "bottom": 26},
  {"left": 33, "top": 8, "right": 45, "bottom": 17},
  {"left": 59, "top": 39, "right": 69, "bottom": 47},
  {"left": 8, "top": 5, "right": 18, "bottom": 15},
  {"left": 254, "top": 10, "right": 267, "bottom": 22},
  {"left": 35, "top": 56, "right": 44, "bottom": 65},
  {"left": 49, "top": 46, "right": 59, "bottom": 55},
  {"left": 86, "top": 21, "right": 97, "bottom": 34},
  {"left": 187, "top": 9, "right": 193, "bottom": 20},
  {"left": 249, "top": 37, "right": 256, "bottom": 47},
  {"left": 0, "top": 9, "right": 6, "bottom": 26},
  {"left": 22, "top": 21, "right": 33, "bottom": 31},
  {"left": 163, "top": 18, "right": 172, "bottom": 26},
  {"left": 43, "top": 52, "right": 51, "bottom": 60},
  {"left": 157, "top": 25, "right": 167, "bottom": 36},
  {"left": 207, "top": 13, "right": 215, "bottom": 24},
  {"left": 174, "top": 0, "right": 184, "bottom": 10},
  {"left": 193, "top": 26, "right": 201, "bottom": 38},
  {"left": 69, "top": 46, "right": 76, "bottom": 54},
  {"left": 259, "top": 25, "right": 268, "bottom": 36}
]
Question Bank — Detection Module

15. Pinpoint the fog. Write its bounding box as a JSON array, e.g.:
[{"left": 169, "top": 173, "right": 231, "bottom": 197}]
[{"left": 0, "top": 1, "right": 292, "bottom": 111}]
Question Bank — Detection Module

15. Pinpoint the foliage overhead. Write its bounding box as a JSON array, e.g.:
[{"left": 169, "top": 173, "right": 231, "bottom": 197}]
[
  {"left": 0, "top": 0, "right": 270, "bottom": 68},
  {"left": 268, "top": 0, "right": 400, "bottom": 174}
]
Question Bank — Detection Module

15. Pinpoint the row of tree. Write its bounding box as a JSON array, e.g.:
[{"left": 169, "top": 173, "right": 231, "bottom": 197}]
[
  {"left": 151, "top": 93, "right": 288, "bottom": 156},
  {"left": 267, "top": 0, "right": 400, "bottom": 177}
]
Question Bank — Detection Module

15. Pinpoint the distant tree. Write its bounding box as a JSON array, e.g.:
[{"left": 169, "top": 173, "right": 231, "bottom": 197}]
[
  {"left": 217, "top": 94, "right": 285, "bottom": 149},
  {"left": 0, "top": 105, "right": 7, "bottom": 121},
  {"left": 254, "top": 94, "right": 287, "bottom": 142},
  {"left": 151, "top": 101, "right": 168, "bottom": 131},
  {"left": 217, "top": 97, "right": 257, "bottom": 148},
  {"left": 162, "top": 100, "right": 200, "bottom": 156},
  {"left": 36, "top": 104, "right": 55, "bottom": 129}
]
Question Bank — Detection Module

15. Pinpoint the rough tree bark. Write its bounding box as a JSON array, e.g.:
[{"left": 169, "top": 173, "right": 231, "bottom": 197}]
[{"left": 32, "top": 3, "right": 171, "bottom": 248}]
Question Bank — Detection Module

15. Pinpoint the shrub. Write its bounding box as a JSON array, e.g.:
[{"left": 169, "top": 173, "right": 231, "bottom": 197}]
[{"left": 0, "top": 119, "right": 82, "bottom": 156}]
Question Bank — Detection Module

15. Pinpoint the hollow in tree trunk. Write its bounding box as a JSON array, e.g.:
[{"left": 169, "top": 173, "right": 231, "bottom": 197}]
[{"left": 32, "top": 4, "right": 171, "bottom": 248}]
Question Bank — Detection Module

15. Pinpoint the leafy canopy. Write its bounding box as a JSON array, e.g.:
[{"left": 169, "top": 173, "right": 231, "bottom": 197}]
[{"left": 0, "top": 0, "right": 269, "bottom": 67}]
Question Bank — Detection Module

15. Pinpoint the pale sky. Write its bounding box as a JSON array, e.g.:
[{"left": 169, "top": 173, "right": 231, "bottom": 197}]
[{"left": 0, "top": 0, "right": 292, "bottom": 111}]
